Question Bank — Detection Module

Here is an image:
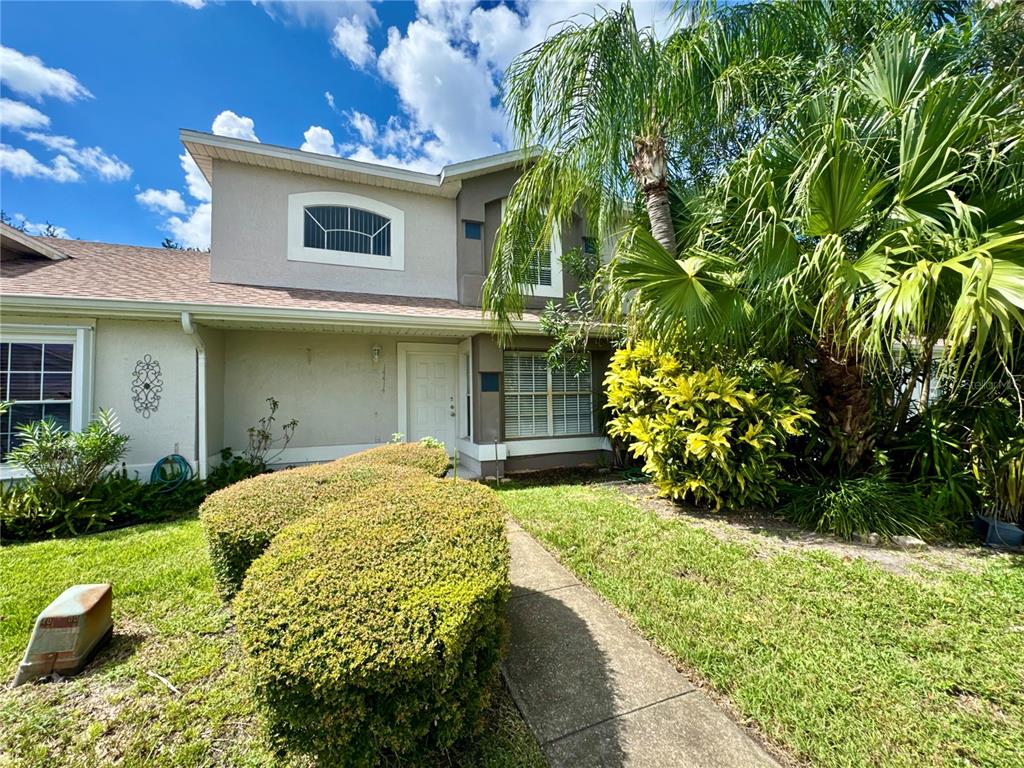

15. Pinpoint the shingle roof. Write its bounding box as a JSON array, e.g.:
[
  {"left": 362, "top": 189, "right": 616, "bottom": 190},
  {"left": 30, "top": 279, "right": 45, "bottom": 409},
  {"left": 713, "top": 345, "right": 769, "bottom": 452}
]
[{"left": 1, "top": 237, "right": 537, "bottom": 324}]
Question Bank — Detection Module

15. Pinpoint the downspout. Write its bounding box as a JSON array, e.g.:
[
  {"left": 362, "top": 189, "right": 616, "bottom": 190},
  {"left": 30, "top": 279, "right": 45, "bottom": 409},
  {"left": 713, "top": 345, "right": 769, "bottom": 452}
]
[{"left": 181, "top": 311, "right": 208, "bottom": 480}]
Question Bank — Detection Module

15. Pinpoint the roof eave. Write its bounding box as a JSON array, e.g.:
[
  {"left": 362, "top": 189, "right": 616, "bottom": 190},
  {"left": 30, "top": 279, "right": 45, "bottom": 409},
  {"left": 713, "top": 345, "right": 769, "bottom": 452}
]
[
  {"left": 0, "top": 223, "right": 69, "bottom": 261},
  {"left": 0, "top": 293, "right": 545, "bottom": 335}
]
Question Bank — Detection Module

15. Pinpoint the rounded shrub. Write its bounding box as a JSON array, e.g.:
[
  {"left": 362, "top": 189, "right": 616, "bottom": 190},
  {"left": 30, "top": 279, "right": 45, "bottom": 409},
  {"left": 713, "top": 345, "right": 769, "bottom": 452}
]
[
  {"left": 342, "top": 441, "right": 451, "bottom": 477},
  {"left": 235, "top": 476, "right": 509, "bottom": 766},
  {"left": 199, "top": 461, "right": 426, "bottom": 596}
]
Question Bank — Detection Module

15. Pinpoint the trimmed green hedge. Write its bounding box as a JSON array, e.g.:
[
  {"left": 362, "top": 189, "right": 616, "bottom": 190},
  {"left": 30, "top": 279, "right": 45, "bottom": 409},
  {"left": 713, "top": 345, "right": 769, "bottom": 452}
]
[
  {"left": 235, "top": 476, "right": 509, "bottom": 766},
  {"left": 199, "top": 461, "right": 425, "bottom": 596},
  {"left": 341, "top": 441, "right": 451, "bottom": 477}
]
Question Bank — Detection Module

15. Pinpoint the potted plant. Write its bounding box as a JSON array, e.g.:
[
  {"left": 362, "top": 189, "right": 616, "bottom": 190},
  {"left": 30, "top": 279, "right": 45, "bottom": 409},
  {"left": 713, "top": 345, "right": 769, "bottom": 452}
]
[{"left": 973, "top": 439, "right": 1024, "bottom": 548}]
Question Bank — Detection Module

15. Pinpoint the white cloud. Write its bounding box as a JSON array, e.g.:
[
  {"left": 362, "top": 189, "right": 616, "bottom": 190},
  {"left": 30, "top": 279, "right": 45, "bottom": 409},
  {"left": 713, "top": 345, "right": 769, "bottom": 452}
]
[
  {"left": 135, "top": 188, "right": 188, "bottom": 215},
  {"left": 211, "top": 110, "right": 259, "bottom": 141},
  {"left": 346, "top": 144, "right": 445, "bottom": 174},
  {"left": 332, "top": 16, "right": 376, "bottom": 69},
  {"left": 323, "top": 1, "right": 674, "bottom": 171},
  {"left": 0, "top": 143, "right": 80, "bottom": 182},
  {"left": 255, "top": 0, "right": 377, "bottom": 29},
  {"left": 0, "top": 98, "right": 50, "bottom": 130},
  {"left": 141, "top": 110, "right": 259, "bottom": 248},
  {"left": 9, "top": 213, "right": 70, "bottom": 238},
  {"left": 325, "top": 90, "right": 337, "bottom": 111},
  {"left": 23, "top": 132, "right": 132, "bottom": 181},
  {"left": 173, "top": 0, "right": 206, "bottom": 7},
  {"left": 300, "top": 125, "right": 339, "bottom": 156},
  {"left": 375, "top": 18, "right": 507, "bottom": 166},
  {"left": 0, "top": 45, "right": 92, "bottom": 103},
  {"left": 165, "top": 202, "right": 212, "bottom": 250},
  {"left": 348, "top": 111, "right": 376, "bottom": 143},
  {"left": 178, "top": 152, "right": 210, "bottom": 202}
]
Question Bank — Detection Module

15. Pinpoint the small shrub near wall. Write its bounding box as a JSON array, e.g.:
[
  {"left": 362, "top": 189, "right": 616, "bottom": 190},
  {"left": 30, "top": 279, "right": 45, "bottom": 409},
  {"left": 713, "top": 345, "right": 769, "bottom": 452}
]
[
  {"left": 342, "top": 441, "right": 451, "bottom": 477},
  {"left": 606, "top": 342, "right": 815, "bottom": 509},
  {"left": 235, "top": 476, "right": 509, "bottom": 766},
  {"left": 199, "top": 461, "right": 426, "bottom": 596}
]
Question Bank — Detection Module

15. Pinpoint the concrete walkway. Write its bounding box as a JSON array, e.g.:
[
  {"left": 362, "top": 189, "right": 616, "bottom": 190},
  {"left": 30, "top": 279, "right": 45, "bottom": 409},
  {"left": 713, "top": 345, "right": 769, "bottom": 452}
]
[{"left": 503, "top": 521, "right": 780, "bottom": 768}]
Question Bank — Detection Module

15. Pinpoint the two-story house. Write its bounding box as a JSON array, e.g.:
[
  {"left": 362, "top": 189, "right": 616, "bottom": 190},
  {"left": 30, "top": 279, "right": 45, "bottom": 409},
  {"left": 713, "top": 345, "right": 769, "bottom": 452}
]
[{"left": 0, "top": 130, "right": 612, "bottom": 480}]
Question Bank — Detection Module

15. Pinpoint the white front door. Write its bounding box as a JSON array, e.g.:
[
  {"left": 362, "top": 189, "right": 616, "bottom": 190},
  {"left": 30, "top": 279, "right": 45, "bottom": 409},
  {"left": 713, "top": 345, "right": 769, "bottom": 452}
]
[{"left": 407, "top": 352, "right": 457, "bottom": 454}]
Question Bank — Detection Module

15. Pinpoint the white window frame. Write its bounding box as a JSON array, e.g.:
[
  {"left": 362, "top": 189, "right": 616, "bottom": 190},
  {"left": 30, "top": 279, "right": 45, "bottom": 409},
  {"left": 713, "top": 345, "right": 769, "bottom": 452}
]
[
  {"left": 1, "top": 324, "right": 94, "bottom": 478},
  {"left": 503, "top": 351, "right": 592, "bottom": 439},
  {"left": 287, "top": 191, "right": 405, "bottom": 271},
  {"left": 500, "top": 198, "right": 563, "bottom": 298}
]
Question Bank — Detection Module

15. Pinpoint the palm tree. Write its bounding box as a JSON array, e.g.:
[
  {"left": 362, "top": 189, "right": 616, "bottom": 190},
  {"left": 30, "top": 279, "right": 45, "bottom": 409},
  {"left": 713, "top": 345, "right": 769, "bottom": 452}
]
[
  {"left": 609, "top": 24, "right": 1024, "bottom": 468},
  {"left": 484, "top": 0, "right": 971, "bottom": 331}
]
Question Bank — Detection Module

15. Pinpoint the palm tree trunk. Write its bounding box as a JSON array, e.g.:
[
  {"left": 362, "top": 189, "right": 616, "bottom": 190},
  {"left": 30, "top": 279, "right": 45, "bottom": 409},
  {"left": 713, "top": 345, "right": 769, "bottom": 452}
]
[
  {"left": 630, "top": 135, "right": 677, "bottom": 257},
  {"left": 816, "top": 338, "right": 875, "bottom": 472}
]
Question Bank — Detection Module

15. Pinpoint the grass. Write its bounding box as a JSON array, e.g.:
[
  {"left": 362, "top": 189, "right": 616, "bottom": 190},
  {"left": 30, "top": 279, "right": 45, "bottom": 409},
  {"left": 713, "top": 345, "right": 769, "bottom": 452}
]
[
  {"left": 497, "top": 482, "right": 1024, "bottom": 768},
  {"left": 0, "top": 517, "right": 545, "bottom": 768}
]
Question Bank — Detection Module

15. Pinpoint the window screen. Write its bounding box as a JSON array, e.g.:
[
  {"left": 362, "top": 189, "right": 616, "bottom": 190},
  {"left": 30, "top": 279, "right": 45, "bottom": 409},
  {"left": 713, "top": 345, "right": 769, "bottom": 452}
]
[{"left": 304, "top": 206, "right": 391, "bottom": 256}]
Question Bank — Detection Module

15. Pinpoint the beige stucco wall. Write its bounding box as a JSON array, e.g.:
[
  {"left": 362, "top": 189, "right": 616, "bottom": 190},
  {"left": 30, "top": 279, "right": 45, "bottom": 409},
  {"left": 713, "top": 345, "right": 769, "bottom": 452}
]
[
  {"left": 210, "top": 160, "right": 458, "bottom": 299},
  {"left": 93, "top": 319, "right": 198, "bottom": 475},
  {"left": 221, "top": 330, "right": 460, "bottom": 459}
]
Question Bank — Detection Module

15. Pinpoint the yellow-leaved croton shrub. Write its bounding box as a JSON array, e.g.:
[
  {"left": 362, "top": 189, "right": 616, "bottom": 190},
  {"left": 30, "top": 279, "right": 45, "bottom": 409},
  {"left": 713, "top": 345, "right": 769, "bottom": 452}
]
[{"left": 605, "top": 342, "right": 815, "bottom": 509}]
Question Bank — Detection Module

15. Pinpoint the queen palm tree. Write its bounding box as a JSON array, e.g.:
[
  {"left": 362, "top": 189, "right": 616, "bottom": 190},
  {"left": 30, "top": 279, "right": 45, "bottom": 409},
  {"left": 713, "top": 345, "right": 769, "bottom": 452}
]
[
  {"left": 483, "top": 0, "right": 970, "bottom": 331},
  {"left": 608, "top": 25, "right": 1024, "bottom": 468}
]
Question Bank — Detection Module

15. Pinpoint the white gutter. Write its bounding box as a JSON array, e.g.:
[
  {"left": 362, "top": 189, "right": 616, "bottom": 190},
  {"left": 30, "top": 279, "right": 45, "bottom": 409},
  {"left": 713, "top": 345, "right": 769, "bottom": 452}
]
[
  {"left": 180, "top": 311, "right": 208, "bottom": 480},
  {"left": 1, "top": 294, "right": 550, "bottom": 335}
]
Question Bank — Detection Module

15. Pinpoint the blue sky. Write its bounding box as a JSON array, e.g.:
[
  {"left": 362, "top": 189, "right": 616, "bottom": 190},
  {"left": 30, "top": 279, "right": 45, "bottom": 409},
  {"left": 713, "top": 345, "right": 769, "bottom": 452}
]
[{"left": 0, "top": 1, "right": 670, "bottom": 249}]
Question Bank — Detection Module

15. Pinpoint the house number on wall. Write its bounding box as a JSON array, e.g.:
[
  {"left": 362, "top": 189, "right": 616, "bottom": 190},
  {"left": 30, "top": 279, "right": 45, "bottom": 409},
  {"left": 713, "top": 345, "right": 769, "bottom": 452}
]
[{"left": 131, "top": 354, "right": 163, "bottom": 418}]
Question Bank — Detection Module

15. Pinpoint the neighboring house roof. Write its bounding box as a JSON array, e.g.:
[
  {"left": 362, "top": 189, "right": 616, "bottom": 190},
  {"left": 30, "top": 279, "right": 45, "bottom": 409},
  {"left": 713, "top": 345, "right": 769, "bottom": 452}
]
[
  {"left": 0, "top": 222, "right": 69, "bottom": 261},
  {"left": 180, "top": 130, "right": 540, "bottom": 199},
  {"left": 1, "top": 237, "right": 541, "bottom": 332}
]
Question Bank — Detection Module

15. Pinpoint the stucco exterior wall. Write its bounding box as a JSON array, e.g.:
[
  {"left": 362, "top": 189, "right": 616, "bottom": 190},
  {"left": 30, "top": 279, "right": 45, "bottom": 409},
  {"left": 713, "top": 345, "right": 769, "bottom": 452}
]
[
  {"left": 93, "top": 319, "right": 198, "bottom": 475},
  {"left": 221, "top": 330, "right": 459, "bottom": 462},
  {"left": 210, "top": 160, "right": 458, "bottom": 299}
]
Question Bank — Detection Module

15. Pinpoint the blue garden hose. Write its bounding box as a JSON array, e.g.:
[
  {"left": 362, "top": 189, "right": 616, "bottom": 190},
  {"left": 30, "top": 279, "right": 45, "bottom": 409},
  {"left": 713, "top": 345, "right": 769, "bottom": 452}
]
[{"left": 150, "top": 454, "right": 194, "bottom": 492}]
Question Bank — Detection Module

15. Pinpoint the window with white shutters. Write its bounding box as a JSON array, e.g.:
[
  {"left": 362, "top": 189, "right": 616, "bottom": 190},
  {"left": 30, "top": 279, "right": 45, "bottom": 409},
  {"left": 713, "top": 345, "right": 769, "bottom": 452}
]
[{"left": 503, "top": 352, "right": 592, "bottom": 438}]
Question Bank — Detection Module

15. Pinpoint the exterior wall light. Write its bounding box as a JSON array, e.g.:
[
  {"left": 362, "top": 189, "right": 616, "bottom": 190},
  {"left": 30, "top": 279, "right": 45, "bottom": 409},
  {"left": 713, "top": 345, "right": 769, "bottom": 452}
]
[{"left": 371, "top": 345, "right": 382, "bottom": 363}]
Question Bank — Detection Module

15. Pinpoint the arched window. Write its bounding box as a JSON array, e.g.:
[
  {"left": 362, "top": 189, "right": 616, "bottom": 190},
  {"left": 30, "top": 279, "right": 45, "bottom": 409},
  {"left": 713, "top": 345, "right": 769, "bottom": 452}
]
[
  {"left": 288, "top": 192, "right": 405, "bottom": 270},
  {"left": 303, "top": 206, "right": 391, "bottom": 257}
]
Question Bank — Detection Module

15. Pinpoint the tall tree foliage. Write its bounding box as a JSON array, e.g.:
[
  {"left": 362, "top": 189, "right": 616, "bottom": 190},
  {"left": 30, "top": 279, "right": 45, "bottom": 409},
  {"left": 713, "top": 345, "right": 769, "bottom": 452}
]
[
  {"left": 484, "top": 0, "right": 973, "bottom": 333},
  {"left": 608, "top": 22, "right": 1024, "bottom": 468}
]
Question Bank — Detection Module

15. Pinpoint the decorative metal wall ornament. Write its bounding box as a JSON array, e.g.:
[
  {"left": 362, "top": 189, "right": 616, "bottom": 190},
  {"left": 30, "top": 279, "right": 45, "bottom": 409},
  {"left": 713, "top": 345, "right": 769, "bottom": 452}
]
[{"left": 131, "top": 354, "right": 163, "bottom": 418}]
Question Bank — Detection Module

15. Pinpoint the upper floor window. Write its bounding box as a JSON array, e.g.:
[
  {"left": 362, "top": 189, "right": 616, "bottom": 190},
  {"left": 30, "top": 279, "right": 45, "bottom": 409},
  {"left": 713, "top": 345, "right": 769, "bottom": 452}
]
[
  {"left": 304, "top": 206, "right": 391, "bottom": 257},
  {"left": 288, "top": 191, "right": 405, "bottom": 271},
  {"left": 500, "top": 198, "right": 562, "bottom": 298}
]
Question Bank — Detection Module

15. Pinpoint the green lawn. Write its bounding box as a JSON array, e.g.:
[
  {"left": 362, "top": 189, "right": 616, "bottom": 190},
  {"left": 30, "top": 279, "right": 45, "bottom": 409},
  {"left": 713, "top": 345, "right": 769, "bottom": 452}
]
[
  {"left": 0, "top": 518, "right": 545, "bottom": 768},
  {"left": 498, "top": 482, "right": 1024, "bottom": 768}
]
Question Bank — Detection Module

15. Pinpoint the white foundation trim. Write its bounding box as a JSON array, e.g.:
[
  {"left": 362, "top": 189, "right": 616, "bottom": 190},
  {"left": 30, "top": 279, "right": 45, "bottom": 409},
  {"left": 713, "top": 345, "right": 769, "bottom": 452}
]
[
  {"left": 506, "top": 436, "right": 611, "bottom": 456},
  {"left": 287, "top": 191, "right": 405, "bottom": 271},
  {"left": 454, "top": 436, "right": 611, "bottom": 462},
  {"left": 457, "top": 438, "right": 508, "bottom": 462}
]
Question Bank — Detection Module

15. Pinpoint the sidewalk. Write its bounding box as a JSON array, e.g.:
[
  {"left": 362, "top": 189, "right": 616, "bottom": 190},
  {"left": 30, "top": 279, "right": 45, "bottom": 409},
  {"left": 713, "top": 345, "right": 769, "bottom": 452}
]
[{"left": 502, "top": 521, "right": 780, "bottom": 768}]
